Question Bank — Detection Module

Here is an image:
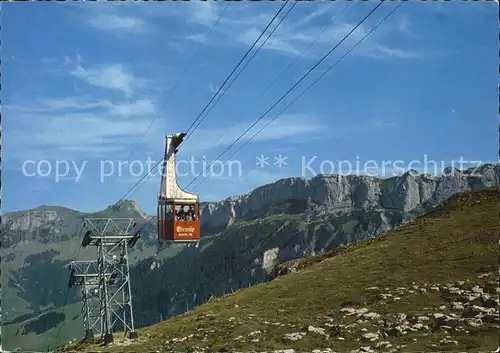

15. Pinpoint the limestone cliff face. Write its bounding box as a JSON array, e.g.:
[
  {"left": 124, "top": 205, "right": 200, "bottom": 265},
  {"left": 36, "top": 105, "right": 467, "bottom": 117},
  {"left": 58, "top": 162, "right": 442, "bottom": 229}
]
[
  {"left": 1, "top": 207, "right": 78, "bottom": 246},
  {"left": 4, "top": 210, "right": 60, "bottom": 232},
  {"left": 1, "top": 201, "right": 149, "bottom": 247},
  {"left": 199, "top": 164, "right": 499, "bottom": 233},
  {"left": 2, "top": 164, "right": 498, "bottom": 339}
]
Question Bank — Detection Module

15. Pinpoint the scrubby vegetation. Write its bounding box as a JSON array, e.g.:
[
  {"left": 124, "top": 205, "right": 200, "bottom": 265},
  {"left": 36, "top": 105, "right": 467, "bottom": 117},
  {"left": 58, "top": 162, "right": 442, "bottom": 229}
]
[{"left": 57, "top": 188, "right": 499, "bottom": 352}]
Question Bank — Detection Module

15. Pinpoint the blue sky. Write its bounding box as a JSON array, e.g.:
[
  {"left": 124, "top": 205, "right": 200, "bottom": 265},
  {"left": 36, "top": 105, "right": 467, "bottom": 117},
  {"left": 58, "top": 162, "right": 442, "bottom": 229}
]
[{"left": 2, "top": 0, "right": 498, "bottom": 214}]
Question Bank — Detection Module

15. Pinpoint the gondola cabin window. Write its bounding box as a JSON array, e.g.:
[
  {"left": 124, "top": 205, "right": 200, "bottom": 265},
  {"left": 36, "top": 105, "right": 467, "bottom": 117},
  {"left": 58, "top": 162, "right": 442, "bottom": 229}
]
[
  {"left": 175, "top": 204, "right": 197, "bottom": 221},
  {"left": 158, "top": 201, "right": 200, "bottom": 243},
  {"left": 158, "top": 203, "right": 174, "bottom": 241}
]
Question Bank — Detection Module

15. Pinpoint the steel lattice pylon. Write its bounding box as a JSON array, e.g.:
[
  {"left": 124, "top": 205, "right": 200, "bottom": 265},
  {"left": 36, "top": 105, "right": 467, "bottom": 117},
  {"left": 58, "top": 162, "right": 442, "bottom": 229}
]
[
  {"left": 68, "top": 260, "right": 102, "bottom": 339},
  {"left": 71, "top": 217, "right": 140, "bottom": 343}
]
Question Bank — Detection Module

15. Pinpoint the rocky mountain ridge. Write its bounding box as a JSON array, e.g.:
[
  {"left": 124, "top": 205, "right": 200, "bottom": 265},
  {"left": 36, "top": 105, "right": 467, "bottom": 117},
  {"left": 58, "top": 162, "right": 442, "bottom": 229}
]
[
  {"left": 1, "top": 200, "right": 151, "bottom": 248},
  {"left": 1, "top": 164, "right": 498, "bottom": 351},
  {"left": 199, "top": 164, "right": 499, "bottom": 232},
  {"left": 3, "top": 164, "right": 497, "bottom": 248},
  {"left": 56, "top": 187, "right": 500, "bottom": 353},
  {"left": 128, "top": 164, "right": 499, "bottom": 327}
]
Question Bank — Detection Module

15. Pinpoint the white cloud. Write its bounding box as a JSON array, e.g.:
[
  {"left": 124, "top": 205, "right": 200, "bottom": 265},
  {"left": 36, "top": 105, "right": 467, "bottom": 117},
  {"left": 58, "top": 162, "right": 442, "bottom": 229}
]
[
  {"left": 364, "top": 45, "right": 427, "bottom": 60},
  {"left": 181, "top": 113, "right": 327, "bottom": 155},
  {"left": 39, "top": 97, "right": 111, "bottom": 111},
  {"left": 4, "top": 97, "right": 161, "bottom": 161},
  {"left": 208, "top": 83, "right": 239, "bottom": 97},
  {"left": 73, "top": 2, "right": 433, "bottom": 62},
  {"left": 396, "top": 13, "right": 416, "bottom": 37},
  {"left": 177, "top": 2, "right": 421, "bottom": 61},
  {"left": 73, "top": 2, "right": 153, "bottom": 36},
  {"left": 108, "top": 99, "right": 156, "bottom": 117},
  {"left": 186, "top": 33, "right": 207, "bottom": 43},
  {"left": 8, "top": 112, "right": 152, "bottom": 158},
  {"left": 70, "top": 63, "right": 139, "bottom": 96},
  {"left": 291, "top": 3, "right": 337, "bottom": 29},
  {"left": 86, "top": 13, "right": 151, "bottom": 35},
  {"left": 4, "top": 97, "right": 157, "bottom": 118},
  {"left": 177, "top": 115, "right": 396, "bottom": 157},
  {"left": 188, "top": 2, "right": 219, "bottom": 26}
]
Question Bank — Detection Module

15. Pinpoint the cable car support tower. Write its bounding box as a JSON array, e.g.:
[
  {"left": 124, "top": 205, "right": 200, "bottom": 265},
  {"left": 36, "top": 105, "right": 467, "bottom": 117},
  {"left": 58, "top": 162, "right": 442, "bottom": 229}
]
[
  {"left": 68, "top": 260, "right": 102, "bottom": 340},
  {"left": 71, "top": 217, "right": 140, "bottom": 343}
]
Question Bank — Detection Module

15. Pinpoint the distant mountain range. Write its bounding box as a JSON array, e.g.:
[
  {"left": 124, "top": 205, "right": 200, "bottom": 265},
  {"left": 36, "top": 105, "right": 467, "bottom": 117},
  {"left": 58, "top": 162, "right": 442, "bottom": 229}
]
[
  {"left": 57, "top": 187, "right": 500, "bottom": 353},
  {"left": 1, "top": 163, "right": 498, "bottom": 351}
]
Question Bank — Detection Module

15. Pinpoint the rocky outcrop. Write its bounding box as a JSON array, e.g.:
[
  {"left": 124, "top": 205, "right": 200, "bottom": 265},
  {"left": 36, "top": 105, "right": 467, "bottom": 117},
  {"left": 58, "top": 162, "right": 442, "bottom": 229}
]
[
  {"left": 1, "top": 200, "right": 152, "bottom": 248},
  {"left": 200, "top": 164, "right": 499, "bottom": 233},
  {"left": 3, "top": 166, "right": 498, "bottom": 351},
  {"left": 1, "top": 207, "right": 80, "bottom": 246}
]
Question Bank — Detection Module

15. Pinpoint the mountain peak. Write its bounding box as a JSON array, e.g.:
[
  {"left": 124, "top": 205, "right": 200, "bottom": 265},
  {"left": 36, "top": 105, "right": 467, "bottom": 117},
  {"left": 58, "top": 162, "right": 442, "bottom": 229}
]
[{"left": 104, "top": 200, "right": 149, "bottom": 219}]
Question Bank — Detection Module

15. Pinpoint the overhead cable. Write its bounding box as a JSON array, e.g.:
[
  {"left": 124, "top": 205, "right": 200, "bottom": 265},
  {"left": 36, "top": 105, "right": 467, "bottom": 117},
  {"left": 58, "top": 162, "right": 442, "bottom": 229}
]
[
  {"left": 191, "top": 1, "right": 406, "bottom": 191},
  {"left": 114, "top": 1, "right": 292, "bottom": 204},
  {"left": 185, "top": 0, "right": 387, "bottom": 191}
]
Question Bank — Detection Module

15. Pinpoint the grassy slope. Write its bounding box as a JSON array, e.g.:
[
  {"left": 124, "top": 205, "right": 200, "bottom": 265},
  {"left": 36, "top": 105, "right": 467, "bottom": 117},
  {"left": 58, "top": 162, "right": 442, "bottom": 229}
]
[
  {"left": 1, "top": 243, "right": 183, "bottom": 351},
  {"left": 2, "top": 302, "right": 83, "bottom": 352},
  {"left": 0, "top": 201, "right": 164, "bottom": 350},
  {"left": 58, "top": 188, "right": 499, "bottom": 353}
]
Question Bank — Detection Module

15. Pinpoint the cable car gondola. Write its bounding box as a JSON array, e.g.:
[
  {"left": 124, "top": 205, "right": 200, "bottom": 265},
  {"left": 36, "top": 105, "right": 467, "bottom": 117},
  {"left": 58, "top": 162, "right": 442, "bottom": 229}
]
[{"left": 157, "top": 133, "right": 200, "bottom": 246}]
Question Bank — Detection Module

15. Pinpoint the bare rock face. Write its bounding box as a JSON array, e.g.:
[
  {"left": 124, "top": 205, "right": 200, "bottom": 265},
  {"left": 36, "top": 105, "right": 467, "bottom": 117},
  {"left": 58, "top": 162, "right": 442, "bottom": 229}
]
[
  {"left": 1, "top": 207, "right": 74, "bottom": 246},
  {"left": 1, "top": 200, "right": 149, "bottom": 247},
  {"left": 200, "top": 164, "right": 499, "bottom": 232},
  {"left": 270, "top": 258, "right": 303, "bottom": 278},
  {"left": 6, "top": 210, "right": 59, "bottom": 232}
]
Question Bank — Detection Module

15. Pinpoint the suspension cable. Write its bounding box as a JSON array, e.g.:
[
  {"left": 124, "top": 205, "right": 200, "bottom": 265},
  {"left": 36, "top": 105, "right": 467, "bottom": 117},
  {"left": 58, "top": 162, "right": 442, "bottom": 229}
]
[
  {"left": 89, "top": 3, "right": 231, "bottom": 226},
  {"left": 183, "top": 1, "right": 290, "bottom": 141},
  {"left": 209, "top": 1, "right": 352, "bottom": 158},
  {"left": 184, "top": 0, "right": 387, "bottom": 191},
  {"left": 130, "top": 1, "right": 392, "bottom": 235},
  {"left": 123, "top": 1, "right": 231, "bottom": 163},
  {"left": 106, "top": 1, "right": 294, "bottom": 208},
  {"left": 181, "top": 1, "right": 298, "bottom": 147},
  {"left": 191, "top": 1, "right": 406, "bottom": 192}
]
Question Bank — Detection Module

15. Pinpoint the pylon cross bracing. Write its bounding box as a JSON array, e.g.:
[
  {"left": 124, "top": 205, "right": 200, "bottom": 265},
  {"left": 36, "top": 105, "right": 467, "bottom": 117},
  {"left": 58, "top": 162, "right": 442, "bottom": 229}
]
[
  {"left": 72, "top": 217, "right": 140, "bottom": 343},
  {"left": 68, "top": 260, "right": 102, "bottom": 337}
]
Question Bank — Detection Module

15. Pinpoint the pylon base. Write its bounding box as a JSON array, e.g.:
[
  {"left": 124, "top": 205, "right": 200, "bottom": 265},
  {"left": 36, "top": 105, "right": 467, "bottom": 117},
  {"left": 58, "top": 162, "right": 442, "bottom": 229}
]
[
  {"left": 84, "top": 329, "right": 94, "bottom": 340},
  {"left": 103, "top": 333, "right": 114, "bottom": 344}
]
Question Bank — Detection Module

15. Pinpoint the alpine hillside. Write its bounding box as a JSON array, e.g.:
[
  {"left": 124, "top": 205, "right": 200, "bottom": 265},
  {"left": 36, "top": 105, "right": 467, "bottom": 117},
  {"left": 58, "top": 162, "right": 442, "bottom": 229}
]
[
  {"left": 58, "top": 187, "right": 500, "bottom": 353},
  {"left": 1, "top": 164, "right": 498, "bottom": 351}
]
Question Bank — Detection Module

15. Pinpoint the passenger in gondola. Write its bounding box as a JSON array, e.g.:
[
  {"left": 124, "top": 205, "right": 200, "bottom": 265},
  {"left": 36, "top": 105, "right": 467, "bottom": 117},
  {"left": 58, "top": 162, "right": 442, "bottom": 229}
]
[
  {"left": 183, "top": 205, "right": 193, "bottom": 221},
  {"left": 189, "top": 205, "right": 196, "bottom": 220},
  {"left": 166, "top": 206, "right": 173, "bottom": 220},
  {"left": 176, "top": 207, "right": 185, "bottom": 221}
]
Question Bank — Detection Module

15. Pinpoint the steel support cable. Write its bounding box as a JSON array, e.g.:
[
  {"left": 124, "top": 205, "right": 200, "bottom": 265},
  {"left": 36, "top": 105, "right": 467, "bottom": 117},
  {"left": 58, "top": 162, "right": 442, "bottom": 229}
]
[
  {"left": 182, "top": 1, "right": 298, "bottom": 148},
  {"left": 117, "top": 1, "right": 402, "bottom": 237},
  {"left": 184, "top": 0, "right": 386, "bottom": 191},
  {"left": 212, "top": 3, "right": 351, "bottom": 162},
  {"left": 182, "top": 1, "right": 289, "bottom": 142},
  {"left": 130, "top": 2, "right": 297, "bottom": 201},
  {"left": 190, "top": 0, "right": 405, "bottom": 192},
  {"left": 89, "top": 3, "right": 406, "bottom": 331},
  {"left": 107, "top": 2, "right": 291, "bottom": 208},
  {"left": 211, "top": 1, "right": 352, "bottom": 149},
  {"left": 190, "top": 1, "right": 405, "bottom": 193},
  {"left": 129, "top": 1, "right": 388, "bottom": 236},
  {"left": 258, "top": 1, "right": 352, "bottom": 102},
  {"left": 124, "top": 1, "right": 231, "bottom": 163},
  {"left": 90, "top": 2, "right": 231, "bottom": 227}
]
